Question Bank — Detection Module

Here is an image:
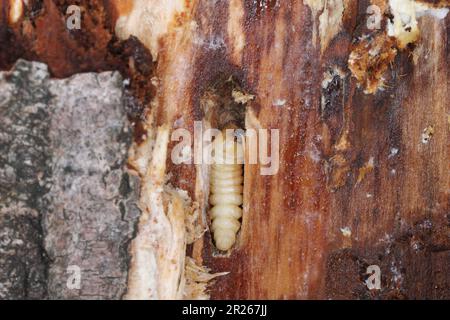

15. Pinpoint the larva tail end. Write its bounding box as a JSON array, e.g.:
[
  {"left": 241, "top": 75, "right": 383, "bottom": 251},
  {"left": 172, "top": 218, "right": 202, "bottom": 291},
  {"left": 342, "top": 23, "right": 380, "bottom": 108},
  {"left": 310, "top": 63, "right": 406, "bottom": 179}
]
[{"left": 214, "top": 234, "right": 236, "bottom": 251}]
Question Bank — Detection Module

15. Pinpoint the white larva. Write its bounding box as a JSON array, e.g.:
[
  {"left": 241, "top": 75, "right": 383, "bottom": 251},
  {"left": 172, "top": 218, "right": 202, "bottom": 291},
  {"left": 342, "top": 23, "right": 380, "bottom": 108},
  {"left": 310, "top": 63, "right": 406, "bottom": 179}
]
[{"left": 209, "top": 131, "right": 244, "bottom": 251}]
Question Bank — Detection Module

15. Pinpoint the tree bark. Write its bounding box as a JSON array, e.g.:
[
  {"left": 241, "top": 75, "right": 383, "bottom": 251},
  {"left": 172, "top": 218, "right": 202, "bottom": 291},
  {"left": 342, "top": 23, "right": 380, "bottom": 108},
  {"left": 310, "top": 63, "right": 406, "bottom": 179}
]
[{"left": 0, "top": 60, "right": 138, "bottom": 299}]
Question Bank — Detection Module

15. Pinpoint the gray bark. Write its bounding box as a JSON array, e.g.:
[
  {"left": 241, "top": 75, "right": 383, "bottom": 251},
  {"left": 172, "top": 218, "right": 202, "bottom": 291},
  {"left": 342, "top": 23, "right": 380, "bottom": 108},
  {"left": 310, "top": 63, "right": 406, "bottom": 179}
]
[{"left": 0, "top": 60, "right": 139, "bottom": 299}]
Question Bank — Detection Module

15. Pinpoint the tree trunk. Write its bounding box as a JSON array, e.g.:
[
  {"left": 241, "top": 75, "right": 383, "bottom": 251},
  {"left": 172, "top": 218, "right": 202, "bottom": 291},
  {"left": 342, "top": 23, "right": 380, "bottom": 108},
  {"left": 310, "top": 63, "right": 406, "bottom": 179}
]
[{"left": 0, "top": 0, "right": 449, "bottom": 300}]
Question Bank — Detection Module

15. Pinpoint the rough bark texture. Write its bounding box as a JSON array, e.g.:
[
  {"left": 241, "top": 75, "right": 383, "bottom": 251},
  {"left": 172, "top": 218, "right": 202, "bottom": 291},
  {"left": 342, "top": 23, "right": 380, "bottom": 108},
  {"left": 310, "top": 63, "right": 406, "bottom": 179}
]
[
  {"left": 0, "top": 0, "right": 449, "bottom": 300},
  {"left": 0, "top": 60, "right": 138, "bottom": 299}
]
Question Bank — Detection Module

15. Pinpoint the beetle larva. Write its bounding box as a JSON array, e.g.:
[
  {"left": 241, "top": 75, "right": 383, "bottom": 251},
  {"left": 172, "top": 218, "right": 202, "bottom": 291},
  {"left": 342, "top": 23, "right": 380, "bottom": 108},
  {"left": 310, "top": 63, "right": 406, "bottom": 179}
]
[{"left": 210, "top": 131, "right": 244, "bottom": 251}]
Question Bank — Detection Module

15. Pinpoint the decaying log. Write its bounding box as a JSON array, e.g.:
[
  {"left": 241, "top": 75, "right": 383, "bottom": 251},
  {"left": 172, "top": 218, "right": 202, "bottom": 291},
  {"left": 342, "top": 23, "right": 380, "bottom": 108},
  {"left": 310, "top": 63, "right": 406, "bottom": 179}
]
[{"left": 0, "top": 0, "right": 449, "bottom": 300}]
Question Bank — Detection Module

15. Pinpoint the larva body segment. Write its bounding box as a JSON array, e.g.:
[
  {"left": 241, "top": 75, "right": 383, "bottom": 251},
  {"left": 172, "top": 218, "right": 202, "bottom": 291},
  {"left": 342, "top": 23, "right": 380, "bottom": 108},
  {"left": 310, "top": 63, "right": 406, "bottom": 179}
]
[{"left": 210, "top": 132, "right": 244, "bottom": 251}]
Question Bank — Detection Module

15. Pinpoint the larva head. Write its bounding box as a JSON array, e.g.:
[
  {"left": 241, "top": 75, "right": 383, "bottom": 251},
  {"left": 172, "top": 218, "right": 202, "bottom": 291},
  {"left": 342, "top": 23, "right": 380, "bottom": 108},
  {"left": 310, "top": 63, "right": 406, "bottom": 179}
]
[{"left": 200, "top": 76, "right": 249, "bottom": 131}]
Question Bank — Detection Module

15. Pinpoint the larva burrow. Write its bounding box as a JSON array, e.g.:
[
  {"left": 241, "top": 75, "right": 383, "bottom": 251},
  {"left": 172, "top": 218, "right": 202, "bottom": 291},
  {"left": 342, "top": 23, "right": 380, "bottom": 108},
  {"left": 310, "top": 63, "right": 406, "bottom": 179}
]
[{"left": 209, "top": 131, "right": 244, "bottom": 251}]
